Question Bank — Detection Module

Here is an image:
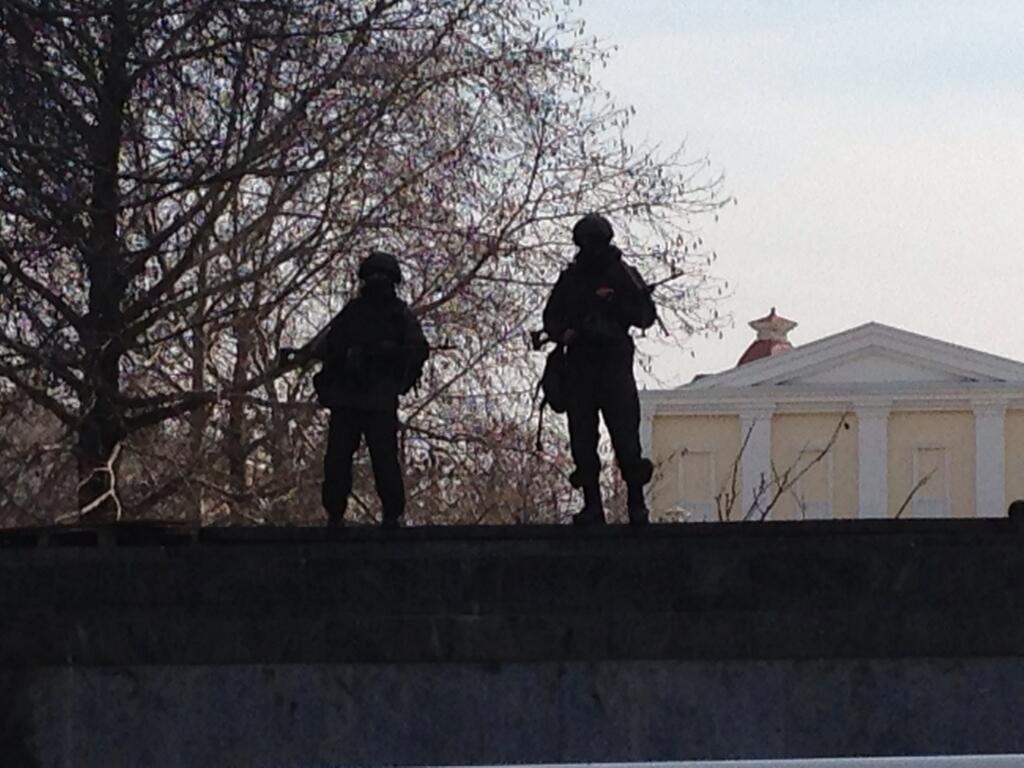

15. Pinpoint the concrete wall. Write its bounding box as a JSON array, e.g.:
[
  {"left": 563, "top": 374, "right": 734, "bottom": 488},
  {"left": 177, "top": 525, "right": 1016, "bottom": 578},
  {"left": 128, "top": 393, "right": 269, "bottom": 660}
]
[
  {"left": 15, "top": 659, "right": 1024, "bottom": 768},
  {"left": 2, "top": 518, "right": 1024, "bottom": 767}
]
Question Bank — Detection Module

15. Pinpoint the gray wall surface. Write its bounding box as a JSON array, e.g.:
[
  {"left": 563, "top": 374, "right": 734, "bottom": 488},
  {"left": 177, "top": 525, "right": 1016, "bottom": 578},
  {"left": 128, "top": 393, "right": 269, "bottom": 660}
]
[
  {"left": 2, "top": 517, "right": 1023, "bottom": 767},
  {"left": 16, "top": 659, "right": 1024, "bottom": 768}
]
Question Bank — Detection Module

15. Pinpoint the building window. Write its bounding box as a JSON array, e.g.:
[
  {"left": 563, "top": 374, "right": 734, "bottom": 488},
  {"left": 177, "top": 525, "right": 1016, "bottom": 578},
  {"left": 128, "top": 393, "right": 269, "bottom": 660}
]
[
  {"left": 911, "top": 446, "right": 951, "bottom": 518},
  {"left": 674, "top": 451, "right": 717, "bottom": 522},
  {"left": 791, "top": 447, "right": 833, "bottom": 520}
]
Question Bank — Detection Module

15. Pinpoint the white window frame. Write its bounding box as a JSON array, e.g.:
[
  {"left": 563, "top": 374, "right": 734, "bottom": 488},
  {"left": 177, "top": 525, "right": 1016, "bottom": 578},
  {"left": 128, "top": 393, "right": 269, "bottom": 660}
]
[
  {"left": 671, "top": 449, "right": 718, "bottom": 522},
  {"left": 911, "top": 444, "right": 952, "bottom": 518}
]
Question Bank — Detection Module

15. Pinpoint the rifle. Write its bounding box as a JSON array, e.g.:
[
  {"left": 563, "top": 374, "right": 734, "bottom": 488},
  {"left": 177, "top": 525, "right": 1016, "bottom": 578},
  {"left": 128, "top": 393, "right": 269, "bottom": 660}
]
[
  {"left": 644, "top": 268, "right": 687, "bottom": 294},
  {"left": 527, "top": 267, "right": 686, "bottom": 348},
  {"left": 636, "top": 266, "right": 687, "bottom": 336},
  {"left": 278, "top": 335, "right": 454, "bottom": 371},
  {"left": 275, "top": 306, "right": 341, "bottom": 370}
]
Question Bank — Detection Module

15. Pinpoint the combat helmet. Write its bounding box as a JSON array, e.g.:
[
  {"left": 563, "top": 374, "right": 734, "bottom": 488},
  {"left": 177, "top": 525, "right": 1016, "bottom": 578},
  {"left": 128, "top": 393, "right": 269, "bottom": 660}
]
[
  {"left": 358, "top": 250, "right": 402, "bottom": 284},
  {"left": 572, "top": 213, "right": 614, "bottom": 247}
]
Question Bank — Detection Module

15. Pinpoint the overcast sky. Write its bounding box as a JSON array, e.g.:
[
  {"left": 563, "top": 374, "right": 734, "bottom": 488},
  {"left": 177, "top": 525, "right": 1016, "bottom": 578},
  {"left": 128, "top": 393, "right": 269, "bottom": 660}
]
[{"left": 578, "top": 0, "right": 1024, "bottom": 386}]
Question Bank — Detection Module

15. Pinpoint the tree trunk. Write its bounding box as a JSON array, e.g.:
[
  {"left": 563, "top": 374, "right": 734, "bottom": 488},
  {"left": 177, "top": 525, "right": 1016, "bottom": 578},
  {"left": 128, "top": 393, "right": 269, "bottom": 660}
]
[
  {"left": 75, "top": 393, "right": 125, "bottom": 521},
  {"left": 226, "top": 312, "right": 254, "bottom": 509},
  {"left": 77, "top": 1, "right": 131, "bottom": 522},
  {"left": 187, "top": 262, "right": 210, "bottom": 524}
]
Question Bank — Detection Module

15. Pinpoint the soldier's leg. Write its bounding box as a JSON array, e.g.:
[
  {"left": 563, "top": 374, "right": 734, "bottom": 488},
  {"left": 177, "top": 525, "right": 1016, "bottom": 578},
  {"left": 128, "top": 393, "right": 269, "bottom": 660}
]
[
  {"left": 322, "top": 408, "right": 362, "bottom": 526},
  {"left": 364, "top": 409, "right": 405, "bottom": 527},
  {"left": 566, "top": 363, "right": 604, "bottom": 524},
  {"left": 600, "top": 355, "right": 653, "bottom": 524}
]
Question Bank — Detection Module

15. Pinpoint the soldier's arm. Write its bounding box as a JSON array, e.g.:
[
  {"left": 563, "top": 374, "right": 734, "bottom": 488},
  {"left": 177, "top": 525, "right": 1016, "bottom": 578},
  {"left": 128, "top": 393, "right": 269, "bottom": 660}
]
[
  {"left": 616, "top": 263, "right": 657, "bottom": 330},
  {"left": 279, "top": 307, "right": 346, "bottom": 368},
  {"left": 300, "top": 307, "right": 348, "bottom": 362},
  {"left": 542, "top": 270, "right": 573, "bottom": 342},
  {"left": 400, "top": 308, "right": 429, "bottom": 394},
  {"left": 311, "top": 306, "right": 358, "bottom": 365}
]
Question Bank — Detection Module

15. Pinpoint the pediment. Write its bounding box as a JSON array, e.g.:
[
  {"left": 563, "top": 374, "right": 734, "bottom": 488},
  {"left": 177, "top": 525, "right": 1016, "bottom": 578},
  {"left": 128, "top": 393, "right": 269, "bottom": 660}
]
[
  {"left": 773, "top": 349, "right": 979, "bottom": 386},
  {"left": 684, "top": 323, "right": 1024, "bottom": 390}
]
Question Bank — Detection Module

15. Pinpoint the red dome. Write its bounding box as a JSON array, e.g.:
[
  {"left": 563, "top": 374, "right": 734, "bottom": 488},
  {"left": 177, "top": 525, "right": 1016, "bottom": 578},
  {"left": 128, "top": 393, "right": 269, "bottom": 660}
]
[
  {"left": 738, "top": 338, "right": 793, "bottom": 365},
  {"left": 737, "top": 307, "right": 796, "bottom": 366}
]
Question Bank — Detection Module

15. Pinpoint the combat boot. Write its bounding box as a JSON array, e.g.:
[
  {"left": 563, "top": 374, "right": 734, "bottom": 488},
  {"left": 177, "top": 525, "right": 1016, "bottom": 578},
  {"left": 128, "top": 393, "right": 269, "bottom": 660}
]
[
  {"left": 626, "top": 484, "right": 649, "bottom": 526},
  {"left": 325, "top": 500, "right": 347, "bottom": 529},
  {"left": 573, "top": 483, "right": 606, "bottom": 526}
]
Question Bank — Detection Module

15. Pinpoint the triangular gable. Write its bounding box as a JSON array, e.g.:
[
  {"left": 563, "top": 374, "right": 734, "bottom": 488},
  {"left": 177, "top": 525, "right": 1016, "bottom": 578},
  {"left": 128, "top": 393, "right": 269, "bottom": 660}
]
[
  {"left": 782, "top": 349, "right": 968, "bottom": 384},
  {"left": 683, "top": 322, "right": 1024, "bottom": 390}
]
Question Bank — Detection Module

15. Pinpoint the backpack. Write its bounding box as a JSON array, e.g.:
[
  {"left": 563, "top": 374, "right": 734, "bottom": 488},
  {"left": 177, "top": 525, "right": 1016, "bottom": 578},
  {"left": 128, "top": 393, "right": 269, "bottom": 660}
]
[
  {"left": 539, "top": 344, "right": 569, "bottom": 414},
  {"left": 533, "top": 343, "right": 568, "bottom": 451}
]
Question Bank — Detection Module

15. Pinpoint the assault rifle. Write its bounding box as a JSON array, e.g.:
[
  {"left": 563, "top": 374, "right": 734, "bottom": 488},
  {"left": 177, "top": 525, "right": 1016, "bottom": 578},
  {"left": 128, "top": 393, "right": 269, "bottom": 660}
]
[
  {"left": 635, "top": 266, "right": 687, "bottom": 337},
  {"left": 639, "top": 266, "right": 688, "bottom": 294},
  {"left": 528, "top": 267, "right": 686, "bottom": 350},
  {"left": 278, "top": 329, "right": 453, "bottom": 371},
  {"left": 277, "top": 313, "right": 337, "bottom": 370}
]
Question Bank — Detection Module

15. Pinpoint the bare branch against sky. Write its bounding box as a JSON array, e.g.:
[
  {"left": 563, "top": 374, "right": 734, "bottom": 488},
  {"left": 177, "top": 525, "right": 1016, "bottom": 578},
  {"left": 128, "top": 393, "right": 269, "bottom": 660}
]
[
  {"left": 580, "top": 0, "right": 1024, "bottom": 384},
  {"left": 0, "top": 0, "right": 725, "bottom": 524}
]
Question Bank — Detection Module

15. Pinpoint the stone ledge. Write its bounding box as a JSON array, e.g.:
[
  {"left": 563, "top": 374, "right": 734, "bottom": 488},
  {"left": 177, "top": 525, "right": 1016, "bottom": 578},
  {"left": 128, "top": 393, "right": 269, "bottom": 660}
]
[
  {"left": 2, "top": 518, "right": 1022, "bottom": 666},
  {"left": 1, "top": 514, "right": 1021, "bottom": 549}
]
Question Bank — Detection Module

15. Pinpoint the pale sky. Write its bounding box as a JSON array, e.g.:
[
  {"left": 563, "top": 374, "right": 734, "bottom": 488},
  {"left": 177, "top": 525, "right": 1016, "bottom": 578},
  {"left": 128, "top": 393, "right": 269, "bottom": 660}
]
[{"left": 579, "top": 0, "right": 1024, "bottom": 386}]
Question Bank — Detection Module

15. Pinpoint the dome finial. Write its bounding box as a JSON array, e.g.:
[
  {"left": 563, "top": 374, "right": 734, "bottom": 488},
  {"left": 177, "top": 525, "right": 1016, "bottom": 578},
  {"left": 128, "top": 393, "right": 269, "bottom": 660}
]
[{"left": 737, "top": 308, "right": 797, "bottom": 366}]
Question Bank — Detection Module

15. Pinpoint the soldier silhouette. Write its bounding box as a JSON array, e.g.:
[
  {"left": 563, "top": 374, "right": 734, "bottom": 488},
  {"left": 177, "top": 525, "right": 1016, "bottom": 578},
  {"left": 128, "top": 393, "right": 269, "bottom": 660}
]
[
  {"left": 285, "top": 252, "right": 428, "bottom": 528},
  {"left": 542, "top": 214, "right": 656, "bottom": 525}
]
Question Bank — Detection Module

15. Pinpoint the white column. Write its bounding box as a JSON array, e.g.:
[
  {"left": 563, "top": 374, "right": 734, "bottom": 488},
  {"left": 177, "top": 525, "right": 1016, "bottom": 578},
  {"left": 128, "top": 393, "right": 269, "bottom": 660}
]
[
  {"left": 639, "top": 402, "right": 654, "bottom": 459},
  {"left": 856, "top": 404, "right": 890, "bottom": 519},
  {"left": 973, "top": 401, "right": 1007, "bottom": 518},
  {"left": 639, "top": 400, "right": 656, "bottom": 507},
  {"left": 739, "top": 406, "right": 774, "bottom": 519}
]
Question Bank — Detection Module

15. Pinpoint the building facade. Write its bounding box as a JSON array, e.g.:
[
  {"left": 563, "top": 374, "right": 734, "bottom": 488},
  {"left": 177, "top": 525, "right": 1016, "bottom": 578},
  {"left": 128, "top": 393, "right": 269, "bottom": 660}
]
[{"left": 641, "top": 314, "right": 1024, "bottom": 521}]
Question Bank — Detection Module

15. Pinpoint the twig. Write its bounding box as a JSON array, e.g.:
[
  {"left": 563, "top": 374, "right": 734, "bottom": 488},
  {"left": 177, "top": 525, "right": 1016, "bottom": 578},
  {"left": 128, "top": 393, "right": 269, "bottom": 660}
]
[{"left": 894, "top": 470, "right": 936, "bottom": 519}]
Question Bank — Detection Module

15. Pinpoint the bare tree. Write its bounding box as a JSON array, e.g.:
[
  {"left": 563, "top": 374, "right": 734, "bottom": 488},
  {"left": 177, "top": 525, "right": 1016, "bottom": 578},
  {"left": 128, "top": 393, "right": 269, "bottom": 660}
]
[{"left": 0, "top": 0, "right": 727, "bottom": 525}]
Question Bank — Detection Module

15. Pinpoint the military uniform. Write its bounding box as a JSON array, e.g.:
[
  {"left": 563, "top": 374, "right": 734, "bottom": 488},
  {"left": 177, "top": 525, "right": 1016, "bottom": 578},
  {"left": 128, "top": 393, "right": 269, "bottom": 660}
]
[
  {"left": 542, "top": 215, "right": 656, "bottom": 525},
  {"left": 310, "top": 252, "right": 428, "bottom": 527}
]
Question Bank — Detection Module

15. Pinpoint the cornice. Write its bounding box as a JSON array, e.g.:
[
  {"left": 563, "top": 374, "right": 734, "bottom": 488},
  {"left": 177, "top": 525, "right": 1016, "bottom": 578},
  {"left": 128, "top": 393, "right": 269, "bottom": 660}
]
[
  {"left": 970, "top": 396, "right": 1011, "bottom": 417},
  {"left": 640, "top": 381, "right": 1024, "bottom": 416}
]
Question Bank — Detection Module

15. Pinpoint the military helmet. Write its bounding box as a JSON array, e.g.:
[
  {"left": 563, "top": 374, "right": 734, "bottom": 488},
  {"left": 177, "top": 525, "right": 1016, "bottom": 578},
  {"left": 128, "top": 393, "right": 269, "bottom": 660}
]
[
  {"left": 572, "top": 213, "right": 614, "bottom": 247},
  {"left": 358, "top": 250, "right": 402, "bottom": 284}
]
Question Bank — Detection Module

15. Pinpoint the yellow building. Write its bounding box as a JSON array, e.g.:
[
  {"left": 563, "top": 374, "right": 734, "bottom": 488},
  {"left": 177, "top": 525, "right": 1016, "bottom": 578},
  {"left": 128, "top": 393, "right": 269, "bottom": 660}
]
[{"left": 641, "top": 311, "right": 1024, "bottom": 522}]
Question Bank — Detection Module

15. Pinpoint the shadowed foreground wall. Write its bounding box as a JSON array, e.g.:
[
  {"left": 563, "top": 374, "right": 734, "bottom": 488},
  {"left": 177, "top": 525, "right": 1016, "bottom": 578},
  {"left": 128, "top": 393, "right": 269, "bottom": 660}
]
[{"left": 2, "top": 517, "right": 1023, "bottom": 767}]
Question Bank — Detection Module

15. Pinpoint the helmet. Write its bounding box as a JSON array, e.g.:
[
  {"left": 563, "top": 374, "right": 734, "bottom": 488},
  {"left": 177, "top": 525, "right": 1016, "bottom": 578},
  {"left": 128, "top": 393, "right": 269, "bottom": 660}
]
[
  {"left": 572, "top": 213, "right": 614, "bottom": 247},
  {"left": 358, "top": 250, "right": 402, "bottom": 284}
]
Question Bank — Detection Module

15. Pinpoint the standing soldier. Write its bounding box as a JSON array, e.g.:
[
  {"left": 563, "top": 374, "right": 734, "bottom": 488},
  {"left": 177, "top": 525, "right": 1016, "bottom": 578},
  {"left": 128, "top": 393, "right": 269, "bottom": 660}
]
[
  {"left": 542, "top": 214, "right": 656, "bottom": 525},
  {"left": 288, "top": 251, "right": 428, "bottom": 528}
]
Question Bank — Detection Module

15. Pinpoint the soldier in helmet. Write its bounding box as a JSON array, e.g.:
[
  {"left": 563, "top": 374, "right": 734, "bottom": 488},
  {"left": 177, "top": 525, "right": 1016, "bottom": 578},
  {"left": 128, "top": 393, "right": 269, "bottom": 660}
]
[
  {"left": 542, "top": 214, "right": 657, "bottom": 525},
  {"left": 302, "top": 251, "right": 428, "bottom": 528}
]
